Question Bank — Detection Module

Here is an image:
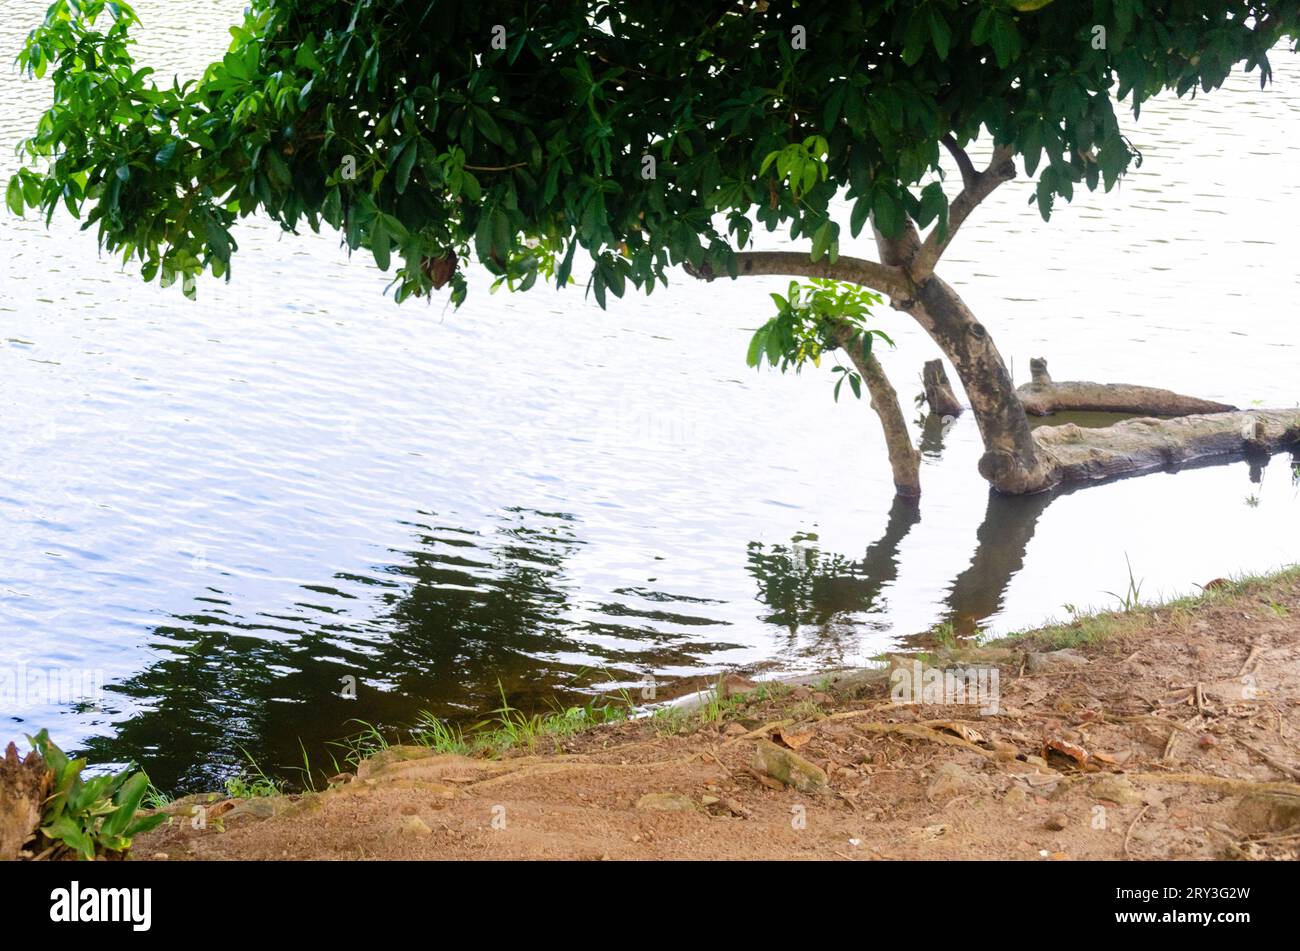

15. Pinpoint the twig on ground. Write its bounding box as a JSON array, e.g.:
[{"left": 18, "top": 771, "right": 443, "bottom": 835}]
[{"left": 1123, "top": 804, "right": 1151, "bottom": 859}]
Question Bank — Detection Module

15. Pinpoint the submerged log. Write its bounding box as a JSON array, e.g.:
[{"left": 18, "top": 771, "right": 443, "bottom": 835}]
[
  {"left": 921, "top": 359, "right": 964, "bottom": 418},
  {"left": 1033, "top": 410, "right": 1300, "bottom": 485},
  {"left": 1017, "top": 357, "right": 1237, "bottom": 417}
]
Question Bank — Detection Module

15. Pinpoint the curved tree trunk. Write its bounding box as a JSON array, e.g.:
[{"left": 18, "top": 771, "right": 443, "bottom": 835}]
[
  {"left": 904, "top": 276, "right": 1058, "bottom": 494},
  {"left": 835, "top": 327, "right": 921, "bottom": 497},
  {"left": 1018, "top": 358, "right": 1237, "bottom": 417}
]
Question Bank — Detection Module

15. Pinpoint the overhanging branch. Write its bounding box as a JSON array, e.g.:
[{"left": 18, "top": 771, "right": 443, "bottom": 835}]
[{"left": 684, "top": 251, "right": 914, "bottom": 301}]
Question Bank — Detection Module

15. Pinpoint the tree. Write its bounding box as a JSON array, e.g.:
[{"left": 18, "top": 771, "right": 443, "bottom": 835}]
[{"left": 10, "top": 0, "right": 1300, "bottom": 495}]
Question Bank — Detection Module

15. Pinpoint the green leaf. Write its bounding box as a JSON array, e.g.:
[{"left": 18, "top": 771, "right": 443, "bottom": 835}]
[
  {"left": 928, "top": 9, "right": 952, "bottom": 61},
  {"left": 43, "top": 815, "right": 95, "bottom": 860},
  {"left": 294, "top": 37, "right": 322, "bottom": 71},
  {"left": 849, "top": 195, "right": 872, "bottom": 238},
  {"left": 810, "top": 221, "right": 832, "bottom": 262},
  {"left": 101, "top": 771, "right": 149, "bottom": 838},
  {"left": 990, "top": 14, "right": 1021, "bottom": 69},
  {"left": 394, "top": 140, "right": 419, "bottom": 194},
  {"left": 902, "top": 11, "right": 928, "bottom": 66},
  {"left": 872, "top": 188, "right": 900, "bottom": 237},
  {"left": 125, "top": 812, "right": 169, "bottom": 838},
  {"left": 371, "top": 220, "right": 391, "bottom": 270},
  {"left": 1035, "top": 181, "right": 1054, "bottom": 221},
  {"left": 154, "top": 138, "right": 178, "bottom": 168},
  {"left": 5, "top": 177, "right": 23, "bottom": 216}
]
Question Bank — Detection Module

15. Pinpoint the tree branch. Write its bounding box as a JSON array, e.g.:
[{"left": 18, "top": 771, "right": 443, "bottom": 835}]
[
  {"left": 940, "top": 133, "right": 978, "bottom": 190},
  {"left": 872, "top": 215, "right": 921, "bottom": 269},
  {"left": 912, "top": 143, "right": 1016, "bottom": 278},
  {"left": 683, "top": 251, "right": 914, "bottom": 300}
]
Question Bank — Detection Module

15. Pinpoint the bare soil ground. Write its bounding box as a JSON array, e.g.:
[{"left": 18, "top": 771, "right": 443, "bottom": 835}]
[{"left": 134, "top": 570, "right": 1300, "bottom": 860}]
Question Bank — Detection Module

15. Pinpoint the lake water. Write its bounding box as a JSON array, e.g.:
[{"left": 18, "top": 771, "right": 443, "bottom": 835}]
[{"left": 2, "top": 1, "right": 1297, "bottom": 791}]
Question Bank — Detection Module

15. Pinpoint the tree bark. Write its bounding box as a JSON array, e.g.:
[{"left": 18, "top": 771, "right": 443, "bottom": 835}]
[
  {"left": 1033, "top": 409, "right": 1300, "bottom": 484},
  {"left": 835, "top": 327, "right": 921, "bottom": 497},
  {"left": 904, "top": 275, "right": 1058, "bottom": 494},
  {"left": 921, "top": 359, "right": 963, "bottom": 418},
  {"left": 0, "top": 742, "right": 51, "bottom": 861},
  {"left": 1017, "top": 358, "right": 1237, "bottom": 417}
]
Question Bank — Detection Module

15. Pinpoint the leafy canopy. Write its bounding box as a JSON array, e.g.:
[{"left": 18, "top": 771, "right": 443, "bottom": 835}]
[{"left": 8, "top": 0, "right": 1296, "bottom": 304}]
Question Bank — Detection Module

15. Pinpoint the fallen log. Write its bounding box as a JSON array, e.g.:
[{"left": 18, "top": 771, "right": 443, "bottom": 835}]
[
  {"left": 921, "top": 359, "right": 964, "bottom": 418},
  {"left": 1017, "top": 357, "right": 1237, "bottom": 417},
  {"left": 1033, "top": 409, "right": 1300, "bottom": 485}
]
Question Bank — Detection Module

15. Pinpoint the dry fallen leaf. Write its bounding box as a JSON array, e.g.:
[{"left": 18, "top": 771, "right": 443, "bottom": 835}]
[
  {"left": 777, "top": 726, "right": 816, "bottom": 749},
  {"left": 1043, "top": 736, "right": 1090, "bottom": 769}
]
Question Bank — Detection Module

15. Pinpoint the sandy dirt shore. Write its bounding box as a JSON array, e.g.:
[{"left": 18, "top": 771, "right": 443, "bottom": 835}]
[{"left": 133, "top": 569, "right": 1300, "bottom": 860}]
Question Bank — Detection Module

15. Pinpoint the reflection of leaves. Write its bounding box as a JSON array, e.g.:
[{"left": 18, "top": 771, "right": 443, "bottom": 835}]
[
  {"left": 80, "top": 508, "right": 740, "bottom": 794},
  {"left": 747, "top": 498, "right": 921, "bottom": 637},
  {"left": 746, "top": 542, "right": 864, "bottom": 631}
]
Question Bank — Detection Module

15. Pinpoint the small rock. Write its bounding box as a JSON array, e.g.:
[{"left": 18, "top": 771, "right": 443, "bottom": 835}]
[
  {"left": 1003, "top": 786, "right": 1029, "bottom": 807},
  {"left": 1025, "top": 649, "right": 1089, "bottom": 672},
  {"left": 927, "top": 762, "right": 976, "bottom": 802},
  {"left": 151, "top": 852, "right": 169, "bottom": 861},
  {"left": 635, "top": 792, "right": 699, "bottom": 812},
  {"left": 789, "top": 686, "right": 812, "bottom": 701},
  {"left": 751, "top": 739, "right": 827, "bottom": 792},
  {"left": 719, "top": 797, "right": 752, "bottom": 818},
  {"left": 400, "top": 815, "right": 432, "bottom": 837},
  {"left": 1233, "top": 792, "right": 1300, "bottom": 834},
  {"left": 991, "top": 740, "right": 1019, "bottom": 762},
  {"left": 719, "top": 674, "right": 757, "bottom": 699},
  {"left": 1045, "top": 813, "right": 1069, "bottom": 831},
  {"left": 721, "top": 722, "right": 748, "bottom": 737},
  {"left": 1090, "top": 774, "right": 1143, "bottom": 806},
  {"left": 1198, "top": 734, "right": 1217, "bottom": 749},
  {"left": 811, "top": 691, "right": 833, "bottom": 705},
  {"left": 226, "top": 797, "right": 286, "bottom": 821}
]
